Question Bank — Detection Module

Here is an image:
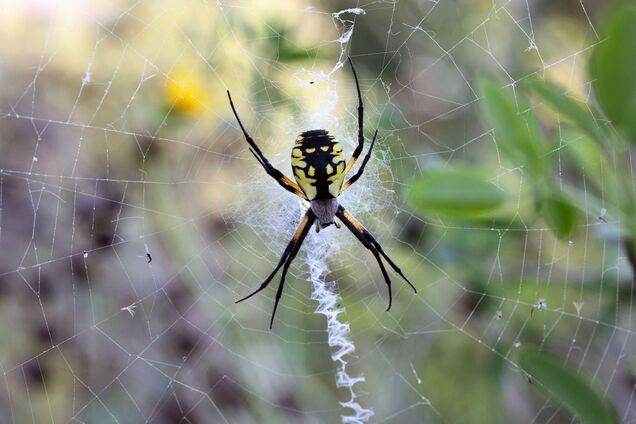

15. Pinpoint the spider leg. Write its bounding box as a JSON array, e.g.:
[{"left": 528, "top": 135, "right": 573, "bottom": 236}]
[
  {"left": 227, "top": 90, "right": 307, "bottom": 200},
  {"left": 236, "top": 210, "right": 315, "bottom": 330},
  {"left": 336, "top": 208, "right": 394, "bottom": 310},
  {"left": 337, "top": 206, "right": 417, "bottom": 295},
  {"left": 268, "top": 211, "right": 315, "bottom": 328},
  {"left": 235, "top": 210, "right": 314, "bottom": 304},
  {"left": 343, "top": 57, "right": 365, "bottom": 178},
  {"left": 340, "top": 129, "right": 377, "bottom": 193}
]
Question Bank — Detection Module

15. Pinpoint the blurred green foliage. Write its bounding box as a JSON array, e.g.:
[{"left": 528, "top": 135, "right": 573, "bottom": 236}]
[
  {"left": 405, "top": 2, "right": 636, "bottom": 421},
  {"left": 589, "top": 4, "right": 636, "bottom": 142},
  {"left": 407, "top": 168, "right": 505, "bottom": 220},
  {"left": 478, "top": 78, "right": 547, "bottom": 179},
  {"left": 519, "top": 350, "right": 619, "bottom": 424}
]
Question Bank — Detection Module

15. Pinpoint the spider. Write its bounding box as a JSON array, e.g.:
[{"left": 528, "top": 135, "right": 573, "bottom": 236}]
[{"left": 227, "top": 58, "right": 417, "bottom": 328}]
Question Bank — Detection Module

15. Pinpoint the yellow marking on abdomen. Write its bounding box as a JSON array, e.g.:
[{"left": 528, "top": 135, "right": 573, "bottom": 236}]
[
  {"left": 327, "top": 161, "right": 345, "bottom": 197},
  {"left": 293, "top": 168, "right": 317, "bottom": 200},
  {"left": 332, "top": 144, "right": 345, "bottom": 163}
]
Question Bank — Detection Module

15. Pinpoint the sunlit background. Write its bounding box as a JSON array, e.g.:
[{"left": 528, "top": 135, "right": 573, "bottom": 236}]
[{"left": 0, "top": 0, "right": 633, "bottom": 423}]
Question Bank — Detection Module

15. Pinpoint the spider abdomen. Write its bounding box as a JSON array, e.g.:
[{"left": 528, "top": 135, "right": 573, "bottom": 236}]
[{"left": 291, "top": 130, "right": 346, "bottom": 200}]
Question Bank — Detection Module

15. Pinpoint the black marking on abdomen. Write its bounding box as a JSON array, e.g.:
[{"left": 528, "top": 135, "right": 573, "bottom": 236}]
[{"left": 291, "top": 130, "right": 346, "bottom": 200}]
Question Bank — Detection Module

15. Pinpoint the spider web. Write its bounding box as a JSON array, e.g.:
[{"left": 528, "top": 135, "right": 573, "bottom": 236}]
[{"left": 0, "top": 0, "right": 633, "bottom": 422}]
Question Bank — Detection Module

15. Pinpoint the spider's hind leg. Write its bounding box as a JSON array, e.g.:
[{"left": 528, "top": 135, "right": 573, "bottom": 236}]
[
  {"left": 336, "top": 207, "right": 394, "bottom": 310},
  {"left": 235, "top": 210, "right": 315, "bottom": 329},
  {"left": 268, "top": 211, "right": 315, "bottom": 328},
  {"left": 336, "top": 205, "right": 417, "bottom": 306}
]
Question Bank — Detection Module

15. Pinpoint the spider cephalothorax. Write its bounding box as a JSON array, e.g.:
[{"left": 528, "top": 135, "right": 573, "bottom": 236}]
[{"left": 227, "top": 58, "right": 416, "bottom": 328}]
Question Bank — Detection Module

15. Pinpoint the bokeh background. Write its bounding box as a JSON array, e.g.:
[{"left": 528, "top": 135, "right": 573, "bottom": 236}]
[{"left": 0, "top": 0, "right": 633, "bottom": 423}]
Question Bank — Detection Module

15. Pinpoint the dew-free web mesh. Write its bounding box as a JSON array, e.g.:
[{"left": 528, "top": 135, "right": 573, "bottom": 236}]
[{"left": 0, "top": 0, "right": 633, "bottom": 423}]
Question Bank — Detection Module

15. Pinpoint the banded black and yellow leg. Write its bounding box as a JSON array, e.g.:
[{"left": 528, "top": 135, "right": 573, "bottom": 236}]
[
  {"left": 343, "top": 57, "right": 365, "bottom": 178},
  {"left": 336, "top": 206, "right": 417, "bottom": 304},
  {"left": 337, "top": 209, "right": 394, "bottom": 310},
  {"left": 227, "top": 90, "right": 308, "bottom": 200},
  {"left": 340, "top": 129, "right": 377, "bottom": 193},
  {"left": 269, "top": 214, "right": 314, "bottom": 328},
  {"left": 235, "top": 210, "right": 316, "bottom": 328}
]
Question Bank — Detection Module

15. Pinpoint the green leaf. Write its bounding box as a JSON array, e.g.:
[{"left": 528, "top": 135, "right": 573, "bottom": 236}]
[
  {"left": 519, "top": 350, "right": 619, "bottom": 424},
  {"left": 589, "top": 4, "right": 636, "bottom": 142},
  {"left": 265, "top": 24, "right": 320, "bottom": 63},
  {"left": 526, "top": 78, "right": 603, "bottom": 142},
  {"left": 560, "top": 129, "right": 604, "bottom": 188},
  {"left": 540, "top": 191, "right": 578, "bottom": 239},
  {"left": 407, "top": 169, "right": 505, "bottom": 219},
  {"left": 479, "top": 78, "right": 546, "bottom": 177}
]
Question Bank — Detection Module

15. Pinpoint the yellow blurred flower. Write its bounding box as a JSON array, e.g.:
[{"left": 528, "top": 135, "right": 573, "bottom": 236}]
[{"left": 165, "top": 68, "right": 209, "bottom": 116}]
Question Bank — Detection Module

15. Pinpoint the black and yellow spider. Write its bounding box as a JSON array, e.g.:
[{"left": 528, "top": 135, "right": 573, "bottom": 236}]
[{"left": 227, "top": 58, "right": 416, "bottom": 328}]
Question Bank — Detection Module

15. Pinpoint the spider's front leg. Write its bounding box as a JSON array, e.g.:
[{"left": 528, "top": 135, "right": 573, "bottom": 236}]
[
  {"left": 226, "top": 90, "right": 307, "bottom": 200},
  {"left": 340, "top": 129, "right": 377, "bottom": 193},
  {"left": 340, "top": 57, "right": 379, "bottom": 194},
  {"left": 342, "top": 57, "right": 365, "bottom": 178}
]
